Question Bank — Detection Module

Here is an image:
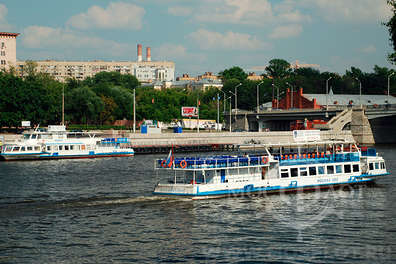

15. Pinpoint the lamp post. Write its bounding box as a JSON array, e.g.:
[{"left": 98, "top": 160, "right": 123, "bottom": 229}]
[
  {"left": 227, "top": 96, "right": 232, "bottom": 132},
  {"left": 388, "top": 72, "right": 394, "bottom": 104},
  {"left": 216, "top": 93, "right": 219, "bottom": 132},
  {"left": 234, "top": 83, "right": 242, "bottom": 116},
  {"left": 220, "top": 90, "right": 227, "bottom": 114},
  {"left": 256, "top": 80, "right": 264, "bottom": 113},
  {"left": 354, "top": 77, "right": 362, "bottom": 108},
  {"left": 133, "top": 88, "right": 136, "bottom": 133},
  {"left": 326, "top": 77, "right": 332, "bottom": 110},
  {"left": 286, "top": 82, "right": 293, "bottom": 109},
  {"left": 62, "top": 83, "right": 65, "bottom": 126}
]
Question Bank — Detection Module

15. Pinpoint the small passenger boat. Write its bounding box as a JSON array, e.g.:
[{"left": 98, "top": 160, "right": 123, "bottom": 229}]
[
  {"left": 153, "top": 141, "right": 389, "bottom": 198},
  {"left": 0, "top": 125, "right": 134, "bottom": 161}
]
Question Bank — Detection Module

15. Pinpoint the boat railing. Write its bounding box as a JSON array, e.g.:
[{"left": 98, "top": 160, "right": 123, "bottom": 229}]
[
  {"left": 275, "top": 152, "right": 360, "bottom": 165},
  {"left": 156, "top": 155, "right": 270, "bottom": 170}
]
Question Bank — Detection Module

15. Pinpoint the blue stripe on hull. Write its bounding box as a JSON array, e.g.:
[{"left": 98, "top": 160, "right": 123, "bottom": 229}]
[{"left": 154, "top": 177, "right": 381, "bottom": 197}]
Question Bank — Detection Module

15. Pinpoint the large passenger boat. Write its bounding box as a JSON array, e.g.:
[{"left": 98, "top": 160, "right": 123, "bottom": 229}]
[
  {"left": 0, "top": 125, "right": 134, "bottom": 161},
  {"left": 153, "top": 140, "right": 389, "bottom": 198}
]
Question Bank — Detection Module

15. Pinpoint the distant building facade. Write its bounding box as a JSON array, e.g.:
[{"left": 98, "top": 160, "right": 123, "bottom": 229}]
[
  {"left": 16, "top": 44, "right": 175, "bottom": 83},
  {"left": 0, "top": 32, "right": 19, "bottom": 71}
]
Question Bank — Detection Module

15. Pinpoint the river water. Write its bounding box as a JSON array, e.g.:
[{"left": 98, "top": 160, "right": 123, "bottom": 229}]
[{"left": 0, "top": 146, "right": 395, "bottom": 263}]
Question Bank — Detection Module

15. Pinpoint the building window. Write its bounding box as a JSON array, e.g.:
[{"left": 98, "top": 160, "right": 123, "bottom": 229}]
[{"left": 1, "top": 42, "right": 4, "bottom": 49}]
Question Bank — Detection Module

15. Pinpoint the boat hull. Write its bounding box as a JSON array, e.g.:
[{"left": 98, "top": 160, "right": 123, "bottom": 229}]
[
  {"left": 0, "top": 152, "right": 134, "bottom": 161},
  {"left": 153, "top": 173, "right": 388, "bottom": 199}
]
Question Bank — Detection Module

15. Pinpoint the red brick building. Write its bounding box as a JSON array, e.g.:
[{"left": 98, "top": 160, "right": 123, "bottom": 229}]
[{"left": 272, "top": 88, "right": 322, "bottom": 110}]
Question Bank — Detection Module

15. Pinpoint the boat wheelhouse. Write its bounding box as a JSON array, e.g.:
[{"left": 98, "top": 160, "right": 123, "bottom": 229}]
[
  {"left": 153, "top": 140, "right": 389, "bottom": 198},
  {"left": 0, "top": 125, "right": 134, "bottom": 161}
]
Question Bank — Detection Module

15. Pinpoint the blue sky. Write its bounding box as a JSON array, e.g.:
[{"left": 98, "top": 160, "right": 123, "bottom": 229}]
[{"left": 0, "top": 0, "right": 394, "bottom": 76}]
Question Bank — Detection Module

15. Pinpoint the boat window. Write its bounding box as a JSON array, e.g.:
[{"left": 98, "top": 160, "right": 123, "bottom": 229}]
[
  {"left": 381, "top": 162, "right": 385, "bottom": 169},
  {"left": 353, "top": 164, "right": 360, "bottom": 172},
  {"left": 27, "top": 146, "right": 33, "bottom": 151},
  {"left": 65, "top": 145, "right": 69, "bottom": 151},
  {"left": 369, "top": 163, "right": 374, "bottom": 170},
  {"left": 281, "top": 169, "right": 289, "bottom": 178},
  {"left": 37, "top": 135, "right": 41, "bottom": 139},
  {"left": 344, "top": 164, "right": 351, "bottom": 173},
  {"left": 31, "top": 134, "right": 37, "bottom": 139},
  {"left": 34, "top": 146, "right": 40, "bottom": 151},
  {"left": 6, "top": 146, "right": 12, "bottom": 152},
  {"left": 59, "top": 145, "right": 63, "bottom": 151},
  {"left": 21, "top": 147, "right": 25, "bottom": 151},
  {"left": 299, "top": 167, "right": 308, "bottom": 176},
  {"left": 318, "top": 166, "right": 325, "bottom": 175},
  {"left": 47, "top": 146, "right": 51, "bottom": 151},
  {"left": 70, "top": 145, "right": 74, "bottom": 150},
  {"left": 327, "top": 165, "right": 334, "bottom": 175},
  {"left": 375, "top": 163, "right": 379, "bottom": 170},
  {"left": 13, "top": 147, "right": 20, "bottom": 152},
  {"left": 24, "top": 134, "right": 30, "bottom": 139},
  {"left": 290, "top": 168, "right": 298, "bottom": 177},
  {"left": 336, "top": 165, "right": 342, "bottom": 174},
  {"left": 309, "top": 166, "right": 316, "bottom": 176}
]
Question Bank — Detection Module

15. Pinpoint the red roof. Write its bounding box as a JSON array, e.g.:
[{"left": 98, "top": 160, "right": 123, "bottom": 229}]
[{"left": 0, "top": 32, "right": 20, "bottom": 37}]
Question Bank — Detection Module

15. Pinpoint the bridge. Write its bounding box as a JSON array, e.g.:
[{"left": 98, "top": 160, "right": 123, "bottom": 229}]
[{"left": 226, "top": 104, "right": 396, "bottom": 144}]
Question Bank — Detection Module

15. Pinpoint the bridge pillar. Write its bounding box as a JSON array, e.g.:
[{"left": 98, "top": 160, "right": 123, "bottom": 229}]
[{"left": 351, "top": 108, "right": 375, "bottom": 145}]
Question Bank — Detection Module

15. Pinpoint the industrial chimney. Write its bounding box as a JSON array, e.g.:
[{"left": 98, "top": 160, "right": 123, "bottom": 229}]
[
  {"left": 146, "top": 47, "right": 151, "bottom": 62},
  {"left": 137, "top": 44, "right": 142, "bottom": 62}
]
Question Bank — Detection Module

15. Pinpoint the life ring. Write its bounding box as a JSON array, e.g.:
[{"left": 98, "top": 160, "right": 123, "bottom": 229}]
[
  {"left": 161, "top": 160, "right": 166, "bottom": 168},
  {"left": 261, "top": 156, "right": 268, "bottom": 163},
  {"left": 180, "top": 160, "right": 187, "bottom": 168}
]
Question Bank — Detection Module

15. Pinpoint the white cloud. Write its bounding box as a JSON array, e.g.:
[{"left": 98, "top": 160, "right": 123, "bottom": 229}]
[
  {"left": 361, "top": 45, "right": 377, "bottom": 54},
  {"left": 0, "top": 4, "right": 12, "bottom": 31},
  {"left": 22, "top": 26, "right": 133, "bottom": 57},
  {"left": 155, "top": 43, "right": 205, "bottom": 63},
  {"left": 187, "top": 29, "right": 267, "bottom": 50},
  {"left": 167, "top": 6, "right": 192, "bottom": 16},
  {"left": 67, "top": 2, "right": 145, "bottom": 30},
  {"left": 301, "top": 0, "right": 392, "bottom": 23},
  {"left": 269, "top": 24, "right": 302, "bottom": 39},
  {"left": 193, "top": 0, "right": 274, "bottom": 25}
]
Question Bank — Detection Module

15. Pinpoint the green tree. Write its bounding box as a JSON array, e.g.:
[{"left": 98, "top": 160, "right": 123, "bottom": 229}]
[
  {"left": 219, "top": 66, "right": 247, "bottom": 82},
  {"left": 385, "top": 0, "right": 396, "bottom": 63},
  {"left": 265, "top": 59, "right": 292, "bottom": 79}
]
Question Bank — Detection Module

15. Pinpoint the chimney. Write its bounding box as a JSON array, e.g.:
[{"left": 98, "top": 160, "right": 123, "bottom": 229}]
[
  {"left": 137, "top": 44, "right": 142, "bottom": 62},
  {"left": 146, "top": 47, "right": 151, "bottom": 62}
]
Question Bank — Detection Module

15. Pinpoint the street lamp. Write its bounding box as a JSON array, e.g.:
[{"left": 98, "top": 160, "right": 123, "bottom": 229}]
[
  {"left": 256, "top": 80, "right": 264, "bottom": 113},
  {"left": 234, "top": 83, "right": 242, "bottom": 116},
  {"left": 286, "top": 82, "right": 293, "bottom": 109},
  {"left": 220, "top": 89, "right": 227, "bottom": 114},
  {"left": 227, "top": 95, "right": 232, "bottom": 132},
  {"left": 326, "top": 77, "right": 332, "bottom": 110},
  {"left": 354, "top": 77, "right": 362, "bottom": 108},
  {"left": 388, "top": 72, "right": 394, "bottom": 104}
]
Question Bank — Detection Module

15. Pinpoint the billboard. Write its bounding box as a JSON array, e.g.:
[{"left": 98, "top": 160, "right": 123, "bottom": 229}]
[
  {"left": 293, "top": 130, "right": 321, "bottom": 142},
  {"left": 21, "top": 121, "right": 31, "bottom": 127},
  {"left": 181, "top": 107, "right": 198, "bottom": 117}
]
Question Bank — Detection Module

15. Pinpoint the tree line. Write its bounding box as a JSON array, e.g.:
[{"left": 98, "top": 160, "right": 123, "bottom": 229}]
[{"left": 0, "top": 59, "right": 395, "bottom": 128}]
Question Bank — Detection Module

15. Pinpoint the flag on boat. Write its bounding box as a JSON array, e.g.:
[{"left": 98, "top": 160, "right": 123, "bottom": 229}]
[{"left": 165, "top": 149, "right": 174, "bottom": 168}]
